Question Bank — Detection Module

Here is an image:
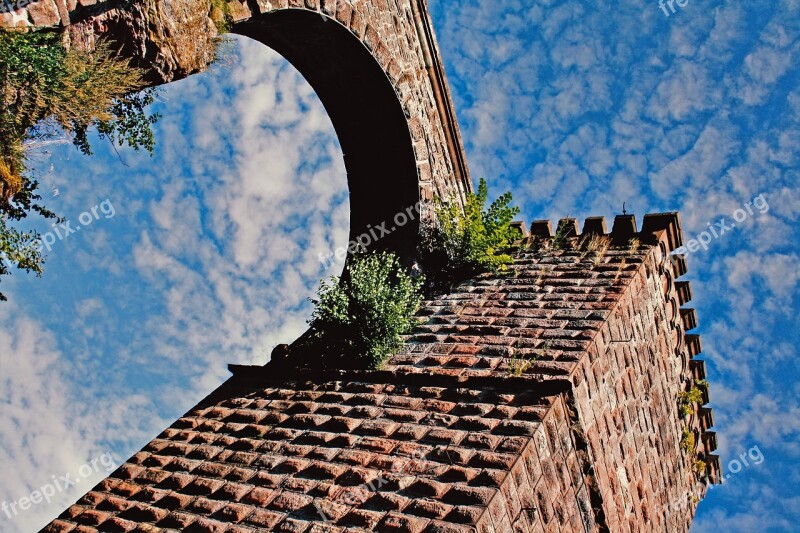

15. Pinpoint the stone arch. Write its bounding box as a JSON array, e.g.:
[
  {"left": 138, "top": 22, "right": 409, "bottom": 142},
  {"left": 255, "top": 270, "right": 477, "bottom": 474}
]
[
  {"left": 1, "top": 0, "right": 472, "bottom": 259},
  {"left": 234, "top": 9, "right": 420, "bottom": 258}
]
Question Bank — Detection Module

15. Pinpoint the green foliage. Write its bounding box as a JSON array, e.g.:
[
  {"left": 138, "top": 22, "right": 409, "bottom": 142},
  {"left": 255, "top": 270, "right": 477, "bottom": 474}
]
[
  {"left": 209, "top": 0, "right": 233, "bottom": 33},
  {"left": 420, "top": 178, "right": 520, "bottom": 289},
  {"left": 507, "top": 340, "right": 545, "bottom": 377},
  {"left": 685, "top": 387, "right": 704, "bottom": 403},
  {"left": 693, "top": 458, "right": 708, "bottom": 476},
  {"left": 551, "top": 220, "right": 572, "bottom": 251},
  {"left": 679, "top": 387, "right": 705, "bottom": 417},
  {"left": 0, "top": 31, "right": 64, "bottom": 158},
  {"left": 76, "top": 88, "right": 160, "bottom": 156},
  {"left": 0, "top": 172, "right": 58, "bottom": 301},
  {"left": 0, "top": 217, "right": 44, "bottom": 301},
  {"left": 680, "top": 427, "right": 696, "bottom": 453},
  {"left": 308, "top": 252, "right": 423, "bottom": 369},
  {"left": 508, "top": 350, "right": 530, "bottom": 377},
  {"left": 1, "top": 31, "right": 156, "bottom": 160},
  {"left": 0, "top": 29, "right": 158, "bottom": 300}
]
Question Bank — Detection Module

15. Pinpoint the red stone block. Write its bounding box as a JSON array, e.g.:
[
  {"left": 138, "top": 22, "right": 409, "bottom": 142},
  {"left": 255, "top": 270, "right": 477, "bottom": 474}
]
[
  {"left": 268, "top": 491, "right": 314, "bottom": 513},
  {"left": 241, "top": 486, "right": 276, "bottom": 507}
]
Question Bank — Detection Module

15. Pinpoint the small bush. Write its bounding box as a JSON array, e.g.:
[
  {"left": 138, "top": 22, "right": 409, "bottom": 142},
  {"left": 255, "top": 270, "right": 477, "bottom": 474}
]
[
  {"left": 551, "top": 220, "right": 573, "bottom": 251},
  {"left": 693, "top": 458, "right": 707, "bottom": 476},
  {"left": 507, "top": 340, "right": 546, "bottom": 377},
  {"left": 0, "top": 31, "right": 157, "bottom": 163},
  {"left": 679, "top": 387, "right": 704, "bottom": 417},
  {"left": 209, "top": 0, "right": 233, "bottom": 33},
  {"left": 419, "top": 178, "right": 520, "bottom": 289},
  {"left": 680, "top": 427, "right": 695, "bottom": 453},
  {"left": 508, "top": 355, "right": 531, "bottom": 377},
  {"left": 308, "top": 251, "right": 423, "bottom": 369},
  {"left": 0, "top": 217, "right": 44, "bottom": 301}
]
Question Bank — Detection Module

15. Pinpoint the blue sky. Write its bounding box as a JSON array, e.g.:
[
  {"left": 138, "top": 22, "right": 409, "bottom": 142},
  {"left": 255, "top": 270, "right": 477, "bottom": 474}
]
[{"left": 0, "top": 1, "right": 798, "bottom": 531}]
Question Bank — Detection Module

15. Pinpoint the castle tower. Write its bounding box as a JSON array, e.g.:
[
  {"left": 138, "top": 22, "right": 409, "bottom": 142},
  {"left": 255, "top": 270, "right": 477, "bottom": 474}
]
[
  {"left": 43, "top": 213, "right": 718, "bottom": 533},
  {"left": 1, "top": 1, "right": 719, "bottom": 531}
]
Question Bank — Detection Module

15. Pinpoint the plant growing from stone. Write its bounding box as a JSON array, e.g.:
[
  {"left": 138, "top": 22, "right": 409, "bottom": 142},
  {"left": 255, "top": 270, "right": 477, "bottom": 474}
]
[
  {"left": 308, "top": 251, "right": 423, "bottom": 369},
  {"left": 209, "top": 0, "right": 233, "bottom": 33},
  {"left": 508, "top": 338, "right": 527, "bottom": 376},
  {"left": 508, "top": 353, "right": 529, "bottom": 377},
  {"left": 678, "top": 387, "right": 704, "bottom": 417},
  {"left": 507, "top": 338, "right": 545, "bottom": 377},
  {"left": 580, "top": 233, "right": 611, "bottom": 265},
  {"left": 680, "top": 427, "right": 695, "bottom": 453},
  {"left": 0, "top": 30, "right": 159, "bottom": 300},
  {"left": 419, "top": 177, "right": 520, "bottom": 290},
  {"left": 551, "top": 220, "right": 572, "bottom": 251},
  {"left": 613, "top": 258, "right": 628, "bottom": 283},
  {"left": 693, "top": 458, "right": 707, "bottom": 477}
]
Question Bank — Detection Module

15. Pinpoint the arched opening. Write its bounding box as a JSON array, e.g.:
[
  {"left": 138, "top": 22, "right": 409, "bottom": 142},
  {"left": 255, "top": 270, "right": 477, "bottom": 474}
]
[{"left": 234, "top": 9, "right": 421, "bottom": 261}]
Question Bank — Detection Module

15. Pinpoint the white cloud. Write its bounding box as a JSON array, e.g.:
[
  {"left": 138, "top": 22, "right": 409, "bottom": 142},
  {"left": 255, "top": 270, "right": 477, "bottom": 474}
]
[
  {"left": 1, "top": 34, "right": 349, "bottom": 530},
  {"left": 0, "top": 305, "right": 118, "bottom": 532}
]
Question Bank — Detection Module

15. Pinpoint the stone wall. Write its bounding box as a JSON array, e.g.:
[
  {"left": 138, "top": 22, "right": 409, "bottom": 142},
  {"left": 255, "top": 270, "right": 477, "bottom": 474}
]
[
  {"left": 43, "top": 212, "right": 719, "bottom": 532},
  {"left": 566, "top": 221, "right": 717, "bottom": 532}
]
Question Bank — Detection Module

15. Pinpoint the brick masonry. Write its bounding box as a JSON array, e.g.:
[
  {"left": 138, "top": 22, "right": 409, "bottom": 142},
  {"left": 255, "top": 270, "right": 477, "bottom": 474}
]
[{"left": 42, "top": 213, "right": 719, "bottom": 532}]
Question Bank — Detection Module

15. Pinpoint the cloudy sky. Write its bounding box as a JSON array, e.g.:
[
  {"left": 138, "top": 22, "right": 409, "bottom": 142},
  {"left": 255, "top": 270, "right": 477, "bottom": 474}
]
[{"left": 1, "top": 0, "right": 798, "bottom": 531}]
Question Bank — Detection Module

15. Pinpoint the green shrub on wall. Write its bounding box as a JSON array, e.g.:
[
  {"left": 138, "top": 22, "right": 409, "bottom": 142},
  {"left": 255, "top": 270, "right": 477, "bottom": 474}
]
[
  {"left": 680, "top": 427, "right": 696, "bottom": 453},
  {"left": 679, "top": 387, "right": 704, "bottom": 417},
  {"left": 0, "top": 30, "right": 159, "bottom": 300},
  {"left": 419, "top": 178, "right": 520, "bottom": 290},
  {"left": 308, "top": 251, "right": 423, "bottom": 369}
]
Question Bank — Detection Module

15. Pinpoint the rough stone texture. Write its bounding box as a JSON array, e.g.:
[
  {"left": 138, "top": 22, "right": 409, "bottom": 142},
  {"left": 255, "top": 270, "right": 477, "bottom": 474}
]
[
  {"left": 63, "top": 0, "right": 219, "bottom": 84},
  {"left": 42, "top": 213, "right": 719, "bottom": 532},
  {"left": 0, "top": 0, "right": 472, "bottom": 223},
  {"left": 1, "top": 0, "right": 215, "bottom": 79}
]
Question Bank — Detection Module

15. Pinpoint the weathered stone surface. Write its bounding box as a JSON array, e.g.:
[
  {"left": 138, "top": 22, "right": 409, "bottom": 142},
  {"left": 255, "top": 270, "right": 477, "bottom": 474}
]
[
  {"left": 62, "top": 0, "right": 218, "bottom": 85},
  {"left": 41, "top": 214, "right": 718, "bottom": 533},
  {"left": 27, "top": 0, "right": 61, "bottom": 25}
]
